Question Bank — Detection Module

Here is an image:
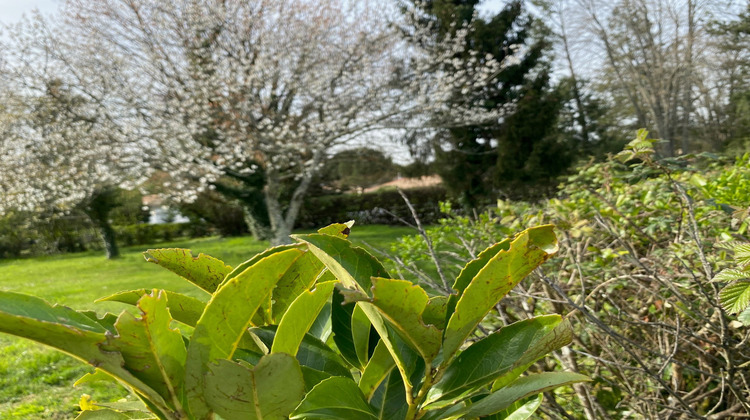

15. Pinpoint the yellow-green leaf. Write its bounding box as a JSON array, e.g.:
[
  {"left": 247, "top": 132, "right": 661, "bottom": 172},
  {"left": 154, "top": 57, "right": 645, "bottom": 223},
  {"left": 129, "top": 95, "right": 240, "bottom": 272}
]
[
  {"left": 0, "top": 291, "right": 173, "bottom": 418},
  {"left": 317, "top": 221, "right": 355, "bottom": 239},
  {"left": 442, "top": 225, "right": 558, "bottom": 362},
  {"left": 98, "top": 289, "right": 206, "bottom": 327},
  {"left": 359, "top": 340, "right": 396, "bottom": 400},
  {"left": 347, "top": 277, "right": 442, "bottom": 363},
  {"left": 143, "top": 249, "right": 232, "bottom": 293},
  {"left": 204, "top": 354, "right": 305, "bottom": 420},
  {"left": 101, "top": 290, "right": 187, "bottom": 409},
  {"left": 272, "top": 281, "right": 337, "bottom": 356},
  {"left": 185, "top": 248, "right": 305, "bottom": 418}
]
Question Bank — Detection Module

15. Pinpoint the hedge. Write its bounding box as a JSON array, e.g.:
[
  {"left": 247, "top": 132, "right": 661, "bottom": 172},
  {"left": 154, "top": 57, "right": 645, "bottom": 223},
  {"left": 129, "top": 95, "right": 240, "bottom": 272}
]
[{"left": 296, "top": 186, "right": 447, "bottom": 228}]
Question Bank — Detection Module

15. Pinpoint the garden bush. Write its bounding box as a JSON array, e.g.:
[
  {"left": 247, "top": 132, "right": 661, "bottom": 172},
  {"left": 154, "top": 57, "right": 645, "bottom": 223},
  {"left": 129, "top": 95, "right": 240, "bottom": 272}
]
[
  {"left": 0, "top": 217, "right": 214, "bottom": 259},
  {"left": 0, "top": 222, "right": 587, "bottom": 419},
  {"left": 114, "top": 222, "right": 213, "bottom": 247},
  {"left": 388, "top": 131, "right": 750, "bottom": 418},
  {"left": 296, "top": 186, "right": 447, "bottom": 228}
]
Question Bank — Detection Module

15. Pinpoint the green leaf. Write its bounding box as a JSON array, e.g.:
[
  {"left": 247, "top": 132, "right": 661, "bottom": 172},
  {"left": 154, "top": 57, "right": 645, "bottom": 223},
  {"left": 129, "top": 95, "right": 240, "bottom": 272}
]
[
  {"left": 0, "top": 291, "right": 173, "bottom": 418},
  {"left": 88, "top": 400, "right": 152, "bottom": 414},
  {"left": 143, "top": 249, "right": 232, "bottom": 293},
  {"left": 445, "top": 372, "right": 590, "bottom": 419},
  {"left": 269, "top": 251, "right": 327, "bottom": 323},
  {"left": 422, "top": 296, "right": 448, "bottom": 330},
  {"left": 731, "top": 242, "right": 750, "bottom": 268},
  {"left": 301, "top": 366, "right": 335, "bottom": 391},
  {"left": 98, "top": 289, "right": 206, "bottom": 327},
  {"left": 223, "top": 244, "right": 301, "bottom": 284},
  {"left": 346, "top": 277, "right": 442, "bottom": 363},
  {"left": 204, "top": 354, "right": 305, "bottom": 420},
  {"left": 719, "top": 280, "right": 750, "bottom": 314},
  {"left": 370, "top": 369, "right": 408, "bottom": 420},
  {"left": 346, "top": 296, "right": 424, "bottom": 392},
  {"left": 75, "top": 369, "right": 120, "bottom": 387},
  {"left": 249, "top": 250, "right": 328, "bottom": 326},
  {"left": 359, "top": 340, "right": 396, "bottom": 400},
  {"left": 738, "top": 306, "right": 750, "bottom": 326},
  {"left": 293, "top": 233, "right": 390, "bottom": 291},
  {"left": 290, "top": 377, "right": 378, "bottom": 420},
  {"left": 445, "top": 241, "right": 510, "bottom": 326},
  {"left": 272, "top": 281, "right": 337, "bottom": 356},
  {"left": 317, "top": 221, "right": 355, "bottom": 239},
  {"left": 81, "top": 311, "right": 119, "bottom": 334},
  {"left": 712, "top": 268, "right": 750, "bottom": 283},
  {"left": 491, "top": 318, "right": 574, "bottom": 390},
  {"left": 101, "top": 290, "right": 187, "bottom": 408},
  {"left": 250, "top": 327, "right": 353, "bottom": 380},
  {"left": 309, "top": 300, "right": 333, "bottom": 342},
  {"left": 293, "top": 233, "right": 422, "bottom": 394},
  {"left": 74, "top": 409, "right": 132, "bottom": 420},
  {"left": 484, "top": 394, "right": 543, "bottom": 420},
  {"left": 331, "top": 286, "right": 362, "bottom": 368},
  {"left": 184, "top": 248, "right": 305, "bottom": 418},
  {"left": 442, "top": 225, "right": 558, "bottom": 362},
  {"left": 426, "top": 315, "right": 571, "bottom": 406},
  {"left": 352, "top": 304, "right": 373, "bottom": 367}
]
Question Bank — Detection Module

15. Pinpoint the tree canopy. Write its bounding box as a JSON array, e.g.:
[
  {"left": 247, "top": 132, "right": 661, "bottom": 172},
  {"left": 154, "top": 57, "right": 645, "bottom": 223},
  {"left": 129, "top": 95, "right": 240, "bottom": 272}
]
[{"left": 0, "top": 0, "right": 513, "bottom": 245}]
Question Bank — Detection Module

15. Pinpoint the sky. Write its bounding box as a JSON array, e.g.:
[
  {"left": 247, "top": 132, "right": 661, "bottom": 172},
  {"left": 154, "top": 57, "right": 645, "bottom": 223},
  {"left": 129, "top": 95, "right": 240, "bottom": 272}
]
[
  {"left": 1, "top": 0, "right": 506, "bottom": 25},
  {"left": 0, "top": 0, "right": 58, "bottom": 25}
]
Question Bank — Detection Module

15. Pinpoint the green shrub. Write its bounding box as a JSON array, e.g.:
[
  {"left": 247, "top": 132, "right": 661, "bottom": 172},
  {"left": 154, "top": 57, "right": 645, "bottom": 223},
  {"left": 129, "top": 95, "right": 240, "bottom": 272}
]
[
  {"left": 694, "top": 152, "right": 750, "bottom": 209},
  {"left": 297, "top": 186, "right": 447, "bottom": 228},
  {"left": 177, "top": 190, "right": 250, "bottom": 236},
  {"left": 114, "top": 222, "right": 212, "bottom": 246},
  {"left": 0, "top": 222, "right": 586, "bottom": 419},
  {"left": 714, "top": 240, "right": 750, "bottom": 326},
  {"left": 388, "top": 131, "right": 749, "bottom": 418}
]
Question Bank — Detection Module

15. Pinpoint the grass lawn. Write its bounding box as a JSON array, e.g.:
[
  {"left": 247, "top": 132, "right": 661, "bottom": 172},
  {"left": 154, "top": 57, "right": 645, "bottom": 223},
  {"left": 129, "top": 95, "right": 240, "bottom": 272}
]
[{"left": 0, "top": 224, "right": 414, "bottom": 419}]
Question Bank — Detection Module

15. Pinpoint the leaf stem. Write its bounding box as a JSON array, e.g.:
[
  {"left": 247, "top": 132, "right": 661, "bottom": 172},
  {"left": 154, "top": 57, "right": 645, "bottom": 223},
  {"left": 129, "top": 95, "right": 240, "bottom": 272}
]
[{"left": 405, "top": 366, "right": 442, "bottom": 420}]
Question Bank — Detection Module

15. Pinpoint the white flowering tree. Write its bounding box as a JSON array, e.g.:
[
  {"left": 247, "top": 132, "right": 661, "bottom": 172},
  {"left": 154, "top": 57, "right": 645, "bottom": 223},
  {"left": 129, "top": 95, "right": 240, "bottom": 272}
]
[
  {"left": 0, "top": 22, "right": 151, "bottom": 258},
  {"left": 4, "top": 0, "right": 509, "bottom": 245}
]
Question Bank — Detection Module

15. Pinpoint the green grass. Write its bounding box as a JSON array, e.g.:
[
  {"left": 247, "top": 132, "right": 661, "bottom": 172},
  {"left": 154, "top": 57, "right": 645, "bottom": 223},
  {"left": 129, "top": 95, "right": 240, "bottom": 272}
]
[{"left": 0, "top": 224, "right": 413, "bottom": 419}]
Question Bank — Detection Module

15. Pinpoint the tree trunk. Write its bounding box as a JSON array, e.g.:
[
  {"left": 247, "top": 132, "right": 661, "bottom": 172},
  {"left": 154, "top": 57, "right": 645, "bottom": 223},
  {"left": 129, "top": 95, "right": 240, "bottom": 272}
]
[
  {"left": 241, "top": 205, "right": 270, "bottom": 241},
  {"left": 269, "top": 221, "right": 294, "bottom": 246},
  {"left": 84, "top": 188, "right": 121, "bottom": 259},
  {"left": 85, "top": 210, "right": 120, "bottom": 259},
  {"left": 558, "top": 6, "right": 590, "bottom": 146},
  {"left": 680, "top": 0, "right": 695, "bottom": 154},
  {"left": 262, "top": 153, "right": 321, "bottom": 246},
  {"left": 95, "top": 218, "right": 120, "bottom": 259},
  {"left": 263, "top": 170, "right": 293, "bottom": 246},
  {"left": 264, "top": 191, "right": 293, "bottom": 246}
]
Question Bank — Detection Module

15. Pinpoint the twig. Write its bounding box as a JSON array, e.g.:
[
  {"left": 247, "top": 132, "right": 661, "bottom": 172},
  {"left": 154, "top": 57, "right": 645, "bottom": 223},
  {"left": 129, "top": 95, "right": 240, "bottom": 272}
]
[{"left": 397, "top": 188, "right": 450, "bottom": 292}]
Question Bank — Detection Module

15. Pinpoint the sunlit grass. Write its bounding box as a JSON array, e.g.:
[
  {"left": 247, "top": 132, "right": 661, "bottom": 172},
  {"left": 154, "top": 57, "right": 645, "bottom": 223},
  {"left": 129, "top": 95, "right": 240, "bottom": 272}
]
[{"left": 0, "top": 224, "right": 413, "bottom": 419}]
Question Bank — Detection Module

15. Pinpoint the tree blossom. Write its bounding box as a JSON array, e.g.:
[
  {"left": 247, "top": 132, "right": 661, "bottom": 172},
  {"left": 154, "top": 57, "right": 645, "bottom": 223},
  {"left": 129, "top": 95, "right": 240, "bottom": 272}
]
[{"left": 2, "top": 0, "right": 513, "bottom": 245}]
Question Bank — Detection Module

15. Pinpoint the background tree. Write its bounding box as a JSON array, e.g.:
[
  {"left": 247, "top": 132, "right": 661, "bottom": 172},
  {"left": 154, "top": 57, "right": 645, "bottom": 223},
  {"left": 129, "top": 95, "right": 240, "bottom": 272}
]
[
  {"left": 532, "top": 0, "right": 630, "bottom": 159},
  {"left": 319, "top": 148, "right": 398, "bottom": 191},
  {"left": 562, "top": 0, "right": 748, "bottom": 156},
  {"left": 407, "top": 0, "right": 574, "bottom": 207},
  {"left": 21, "top": 0, "right": 509, "bottom": 245},
  {"left": 706, "top": 2, "right": 750, "bottom": 152},
  {"left": 0, "top": 64, "right": 148, "bottom": 258}
]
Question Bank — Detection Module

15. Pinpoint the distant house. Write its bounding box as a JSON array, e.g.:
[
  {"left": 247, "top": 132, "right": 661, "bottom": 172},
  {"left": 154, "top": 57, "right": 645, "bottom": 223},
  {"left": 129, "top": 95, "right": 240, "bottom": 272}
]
[{"left": 142, "top": 195, "right": 190, "bottom": 224}]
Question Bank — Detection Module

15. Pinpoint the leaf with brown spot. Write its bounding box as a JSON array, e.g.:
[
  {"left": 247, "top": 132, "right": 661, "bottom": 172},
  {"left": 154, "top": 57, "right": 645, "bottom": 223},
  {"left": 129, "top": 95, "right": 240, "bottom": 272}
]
[{"left": 144, "top": 249, "right": 232, "bottom": 293}]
